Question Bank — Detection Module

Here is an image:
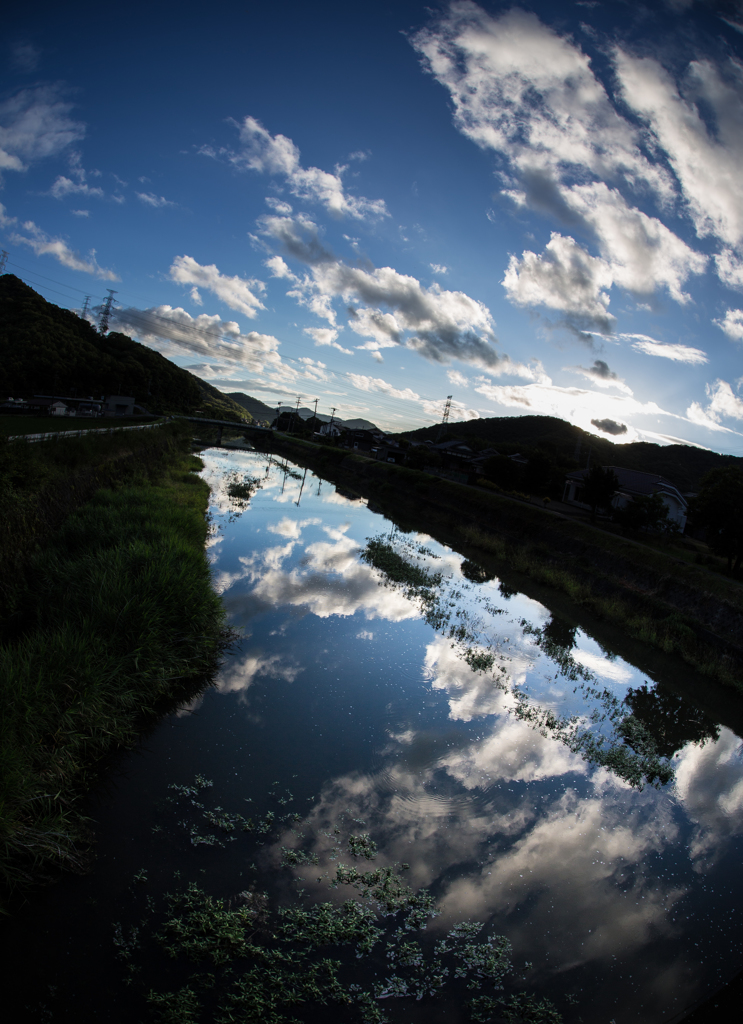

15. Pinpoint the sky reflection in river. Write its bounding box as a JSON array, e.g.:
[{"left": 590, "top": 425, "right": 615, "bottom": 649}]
[{"left": 199, "top": 448, "right": 743, "bottom": 1022}]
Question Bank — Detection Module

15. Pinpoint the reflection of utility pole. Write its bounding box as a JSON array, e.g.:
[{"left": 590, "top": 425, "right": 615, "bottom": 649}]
[
  {"left": 295, "top": 466, "right": 308, "bottom": 506},
  {"left": 316, "top": 477, "right": 322, "bottom": 497},
  {"left": 436, "top": 395, "right": 452, "bottom": 442}
]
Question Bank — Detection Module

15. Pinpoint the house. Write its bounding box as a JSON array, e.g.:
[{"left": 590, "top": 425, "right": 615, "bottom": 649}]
[
  {"left": 50, "top": 401, "right": 70, "bottom": 416},
  {"left": 319, "top": 421, "right": 342, "bottom": 437},
  {"left": 563, "top": 466, "right": 688, "bottom": 531},
  {"left": 347, "top": 428, "right": 384, "bottom": 452},
  {"left": 102, "top": 395, "right": 136, "bottom": 416}
]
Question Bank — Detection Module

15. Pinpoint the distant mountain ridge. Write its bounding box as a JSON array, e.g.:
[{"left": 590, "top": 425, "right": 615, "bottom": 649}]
[
  {"left": 0, "top": 275, "right": 251, "bottom": 422},
  {"left": 400, "top": 414, "right": 742, "bottom": 492},
  {"left": 225, "top": 392, "right": 379, "bottom": 432}
]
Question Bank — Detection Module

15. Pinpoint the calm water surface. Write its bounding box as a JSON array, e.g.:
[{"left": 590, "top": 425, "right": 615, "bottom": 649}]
[{"left": 5, "top": 449, "right": 743, "bottom": 1023}]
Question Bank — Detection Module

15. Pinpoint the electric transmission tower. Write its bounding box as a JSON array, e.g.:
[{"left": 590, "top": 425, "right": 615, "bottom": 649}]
[
  {"left": 98, "top": 289, "right": 118, "bottom": 335},
  {"left": 81, "top": 295, "right": 91, "bottom": 320},
  {"left": 0, "top": 250, "right": 8, "bottom": 274},
  {"left": 436, "top": 395, "right": 453, "bottom": 441}
]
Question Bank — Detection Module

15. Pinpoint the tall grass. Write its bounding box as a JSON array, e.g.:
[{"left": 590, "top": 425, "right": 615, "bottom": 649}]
[{"left": 0, "top": 458, "right": 229, "bottom": 896}]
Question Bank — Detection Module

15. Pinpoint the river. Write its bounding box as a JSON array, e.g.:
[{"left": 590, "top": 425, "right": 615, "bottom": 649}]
[{"left": 4, "top": 448, "right": 743, "bottom": 1024}]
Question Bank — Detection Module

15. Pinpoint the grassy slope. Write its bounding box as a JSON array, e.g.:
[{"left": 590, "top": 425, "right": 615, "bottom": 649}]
[
  {"left": 0, "top": 274, "right": 249, "bottom": 422},
  {"left": 0, "top": 436, "right": 228, "bottom": 896},
  {"left": 400, "top": 414, "right": 743, "bottom": 492}
]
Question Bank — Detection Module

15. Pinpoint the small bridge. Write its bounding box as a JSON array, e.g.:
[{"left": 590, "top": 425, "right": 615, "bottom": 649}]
[{"left": 183, "top": 416, "right": 272, "bottom": 445}]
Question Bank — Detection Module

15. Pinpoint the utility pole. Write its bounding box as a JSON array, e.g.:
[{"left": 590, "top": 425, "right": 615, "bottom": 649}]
[
  {"left": 98, "top": 289, "right": 117, "bottom": 336},
  {"left": 313, "top": 397, "right": 319, "bottom": 426},
  {"left": 292, "top": 395, "right": 301, "bottom": 433},
  {"left": 0, "top": 250, "right": 8, "bottom": 274},
  {"left": 81, "top": 295, "right": 91, "bottom": 320},
  {"left": 436, "top": 395, "right": 452, "bottom": 442},
  {"left": 328, "top": 406, "right": 337, "bottom": 435},
  {"left": 275, "top": 399, "right": 282, "bottom": 429}
]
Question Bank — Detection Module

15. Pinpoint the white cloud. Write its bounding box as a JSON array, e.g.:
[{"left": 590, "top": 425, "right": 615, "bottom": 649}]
[
  {"left": 136, "top": 191, "right": 175, "bottom": 208},
  {"left": 0, "top": 85, "right": 85, "bottom": 174},
  {"left": 447, "top": 369, "right": 469, "bottom": 387},
  {"left": 216, "top": 649, "right": 302, "bottom": 696},
  {"left": 714, "top": 249, "right": 743, "bottom": 290},
  {"left": 221, "top": 116, "right": 388, "bottom": 221},
  {"left": 10, "top": 219, "right": 119, "bottom": 280},
  {"left": 347, "top": 373, "right": 421, "bottom": 404},
  {"left": 566, "top": 359, "right": 632, "bottom": 394},
  {"left": 113, "top": 304, "right": 284, "bottom": 373},
  {"left": 303, "top": 326, "right": 353, "bottom": 354},
  {"left": 714, "top": 308, "right": 743, "bottom": 342},
  {"left": 421, "top": 397, "right": 480, "bottom": 421},
  {"left": 430, "top": 263, "right": 449, "bottom": 274},
  {"left": 412, "top": 6, "right": 669, "bottom": 197},
  {"left": 503, "top": 232, "right": 613, "bottom": 331},
  {"left": 687, "top": 379, "right": 743, "bottom": 428},
  {"left": 264, "top": 254, "right": 296, "bottom": 280},
  {"left": 615, "top": 50, "right": 743, "bottom": 248},
  {"left": 413, "top": 6, "right": 707, "bottom": 316},
  {"left": 0, "top": 203, "right": 17, "bottom": 228},
  {"left": 169, "top": 254, "right": 265, "bottom": 319},
  {"left": 49, "top": 175, "right": 104, "bottom": 199},
  {"left": 71, "top": 208, "right": 89, "bottom": 217},
  {"left": 624, "top": 333, "right": 708, "bottom": 364},
  {"left": 261, "top": 214, "right": 505, "bottom": 369},
  {"left": 265, "top": 196, "right": 293, "bottom": 215}
]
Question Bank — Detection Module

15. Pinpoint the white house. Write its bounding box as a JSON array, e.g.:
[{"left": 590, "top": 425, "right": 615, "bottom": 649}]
[{"left": 563, "top": 466, "right": 688, "bottom": 531}]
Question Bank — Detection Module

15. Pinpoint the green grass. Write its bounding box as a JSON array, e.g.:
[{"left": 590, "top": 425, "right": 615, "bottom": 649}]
[
  {"left": 0, "top": 454, "right": 229, "bottom": 896},
  {"left": 0, "top": 414, "right": 160, "bottom": 436}
]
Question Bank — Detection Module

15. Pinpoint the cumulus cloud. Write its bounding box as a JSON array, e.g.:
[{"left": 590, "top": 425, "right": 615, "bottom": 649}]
[
  {"left": 591, "top": 417, "right": 627, "bottom": 436},
  {"left": 113, "top": 304, "right": 284, "bottom": 373},
  {"left": 503, "top": 233, "right": 613, "bottom": 332},
  {"left": 347, "top": 373, "right": 421, "bottom": 404},
  {"left": 687, "top": 379, "right": 743, "bottom": 429},
  {"left": 430, "top": 263, "right": 449, "bottom": 274},
  {"left": 137, "top": 191, "right": 175, "bottom": 208},
  {"left": 215, "top": 116, "right": 388, "bottom": 221},
  {"left": 10, "top": 219, "right": 119, "bottom": 279},
  {"left": 624, "top": 333, "right": 708, "bottom": 364},
  {"left": 169, "top": 255, "right": 265, "bottom": 318},
  {"left": 413, "top": 5, "right": 709, "bottom": 316},
  {"left": 49, "top": 175, "right": 104, "bottom": 199},
  {"left": 714, "top": 249, "right": 743, "bottom": 290},
  {"left": 0, "top": 202, "right": 17, "bottom": 228},
  {"left": 714, "top": 308, "right": 743, "bottom": 342},
  {"left": 567, "top": 359, "right": 632, "bottom": 394},
  {"left": 0, "top": 85, "right": 84, "bottom": 174},
  {"left": 303, "top": 326, "right": 353, "bottom": 354},
  {"left": 615, "top": 50, "right": 743, "bottom": 249},
  {"left": 447, "top": 369, "right": 469, "bottom": 387},
  {"left": 261, "top": 214, "right": 505, "bottom": 369}
]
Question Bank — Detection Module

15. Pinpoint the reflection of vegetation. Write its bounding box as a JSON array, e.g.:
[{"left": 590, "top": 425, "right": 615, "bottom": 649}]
[
  {"left": 461, "top": 559, "right": 496, "bottom": 584},
  {"left": 225, "top": 471, "right": 261, "bottom": 517},
  {"left": 113, "top": 777, "right": 563, "bottom": 1024},
  {"left": 361, "top": 535, "right": 684, "bottom": 790},
  {"left": 622, "top": 684, "right": 720, "bottom": 759}
]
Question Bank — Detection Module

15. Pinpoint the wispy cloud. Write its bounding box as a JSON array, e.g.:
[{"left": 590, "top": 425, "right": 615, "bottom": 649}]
[
  {"left": 137, "top": 191, "right": 176, "bottom": 208},
  {"left": 206, "top": 116, "right": 388, "bottom": 222},
  {"left": 623, "top": 333, "right": 708, "bottom": 364},
  {"left": 0, "top": 85, "right": 85, "bottom": 175},
  {"left": 11, "top": 219, "right": 118, "bottom": 279}
]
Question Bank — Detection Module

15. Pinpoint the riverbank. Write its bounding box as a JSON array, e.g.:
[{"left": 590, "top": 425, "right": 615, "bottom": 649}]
[
  {"left": 259, "top": 435, "right": 743, "bottom": 691},
  {"left": 0, "top": 428, "right": 230, "bottom": 900}
]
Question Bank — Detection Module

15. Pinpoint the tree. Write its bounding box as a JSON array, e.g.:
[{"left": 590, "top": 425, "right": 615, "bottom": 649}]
[
  {"left": 482, "top": 455, "right": 521, "bottom": 490},
  {"left": 689, "top": 466, "right": 743, "bottom": 573},
  {"left": 613, "top": 492, "right": 676, "bottom": 534},
  {"left": 581, "top": 465, "right": 619, "bottom": 521}
]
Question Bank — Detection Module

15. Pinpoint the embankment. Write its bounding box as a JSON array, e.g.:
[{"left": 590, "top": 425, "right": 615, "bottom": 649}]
[
  {"left": 261, "top": 435, "right": 743, "bottom": 691},
  {"left": 0, "top": 425, "right": 229, "bottom": 898}
]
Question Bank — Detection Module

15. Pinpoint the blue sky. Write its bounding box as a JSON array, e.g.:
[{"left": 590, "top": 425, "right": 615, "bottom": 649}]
[{"left": 2, "top": 0, "right": 743, "bottom": 451}]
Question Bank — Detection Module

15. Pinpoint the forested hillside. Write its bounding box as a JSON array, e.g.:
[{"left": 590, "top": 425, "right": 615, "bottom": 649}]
[
  {"left": 0, "top": 275, "right": 249, "bottom": 422},
  {"left": 401, "top": 415, "right": 742, "bottom": 492}
]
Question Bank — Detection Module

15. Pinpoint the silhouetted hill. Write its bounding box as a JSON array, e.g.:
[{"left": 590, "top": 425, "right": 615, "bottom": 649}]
[
  {"left": 226, "top": 391, "right": 380, "bottom": 431},
  {"left": 400, "top": 414, "right": 742, "bottom": 492},
  {"left": 225, "top": 392, "right": 275, "bottom": 423},
  {"left": 0, "top": 275, "right": 250, "bottom": 421}
]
